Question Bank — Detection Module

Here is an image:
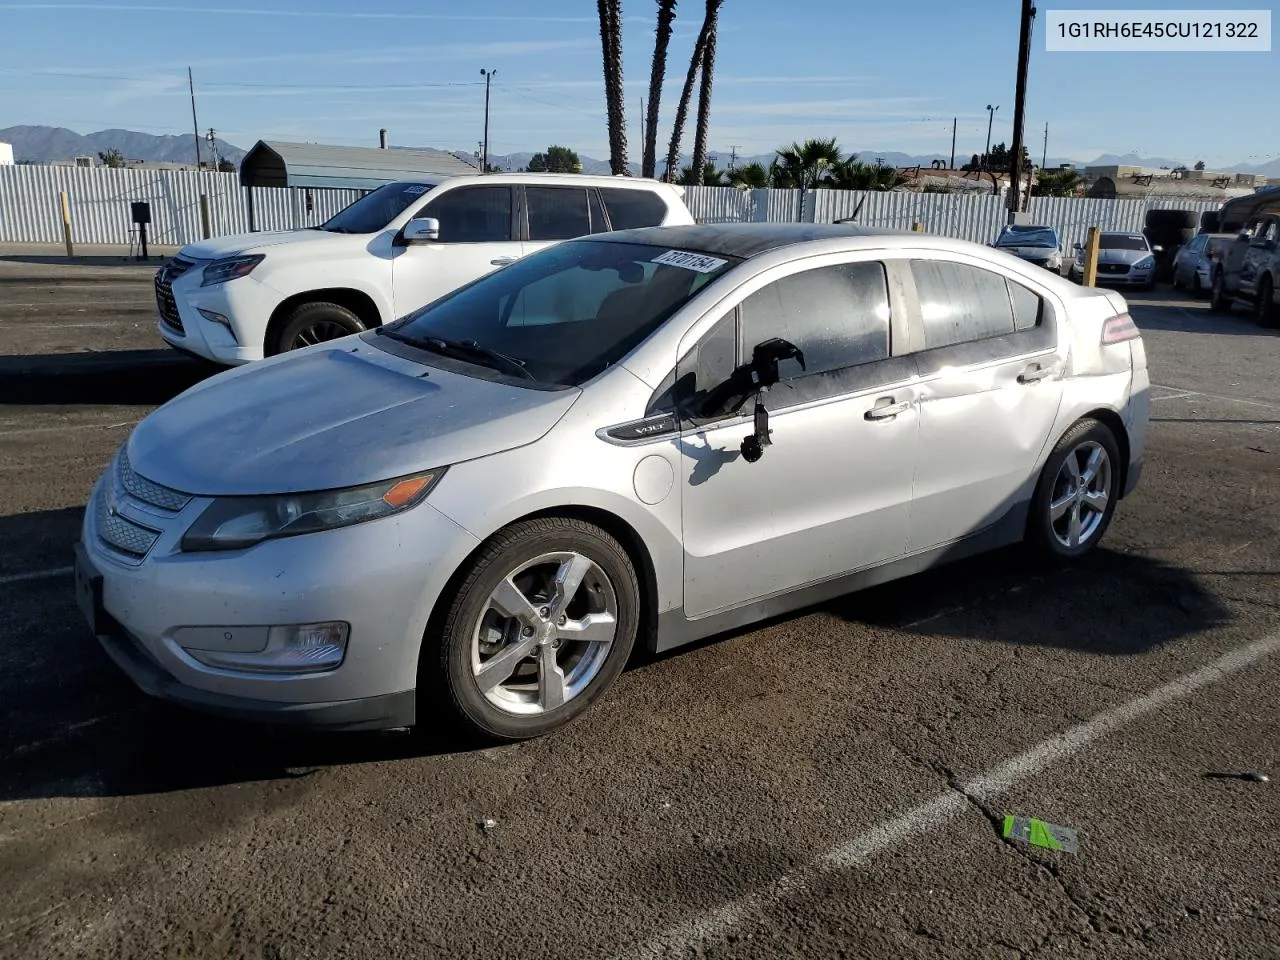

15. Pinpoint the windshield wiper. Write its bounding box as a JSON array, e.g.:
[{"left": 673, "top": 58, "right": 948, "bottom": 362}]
[{"left": 384, "top": 331, "right": 536, "bottom": 381}]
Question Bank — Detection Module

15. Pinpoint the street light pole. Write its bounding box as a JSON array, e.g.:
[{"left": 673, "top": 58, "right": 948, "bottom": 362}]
[{"left": 480, "top": 68, "right": 495, "bottom": 173}]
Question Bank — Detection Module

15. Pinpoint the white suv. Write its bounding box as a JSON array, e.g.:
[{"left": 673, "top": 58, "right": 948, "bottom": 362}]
[{"left": 154, "top": 173, "right": 694, "bottom": 365}]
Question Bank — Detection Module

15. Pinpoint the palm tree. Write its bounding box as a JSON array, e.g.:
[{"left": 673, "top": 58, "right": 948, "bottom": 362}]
[
  {"left": 729, "top": 161, "right": 770, "bottom": 188},
  {"left": 678, "top": 162, "right": 727, "bottom": 185},
  {"left": 826, "top": 156, "right": 909, "bottom": 191},
  {"left": 597, "top": 0, "right": 628, "bottom": 175},
  {"left": 689, "top": 0, "right": 723, "bottom": 184},
  {"left": 773, "top": 137, "right": 841, "bottom": 192},
  {"left": 643, "top": 0, "right": 678, "bottom": 179},
  {"left": 663, "top": 4, "right": 713, "bottom": 182}
]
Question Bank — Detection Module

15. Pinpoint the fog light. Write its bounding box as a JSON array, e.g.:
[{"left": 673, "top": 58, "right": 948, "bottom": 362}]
[
  {"left": 197, "top": 308, "right": 232, "bottom": 327},
  {"left": 184, "top": 621, "right": 349, "bottom": 674}
]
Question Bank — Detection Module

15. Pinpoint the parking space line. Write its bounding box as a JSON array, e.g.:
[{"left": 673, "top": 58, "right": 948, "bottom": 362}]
[
  {"left": 0, "top": 567, "right": 73, "bottom": 587},
  {"left": 1149, "top": 384, "right": 1280, "bottom": 411},
  {"left": 0, "top": 420, "right": 138, "bottom": 438},
  {"left": 623, "top": 627, "right": 1280, "bottom": 960}
]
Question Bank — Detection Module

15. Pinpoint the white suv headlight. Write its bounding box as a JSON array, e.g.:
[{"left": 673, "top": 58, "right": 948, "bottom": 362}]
[
  {"left": 181, "top": 470, "right": 446, "bottom": 551},
  {"left": 201, "top": 254, "right": 265, "bottom": 287}
]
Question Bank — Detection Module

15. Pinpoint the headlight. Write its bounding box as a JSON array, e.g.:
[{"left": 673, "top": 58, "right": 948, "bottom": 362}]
[
  {"left": 201, "top": 254, "right": 265, "bottom": 287},
  {"left": 181, "top": 469, "right": 446, "bottom": 551},
  {"left": 1133, "top": 256, "right": 1155, "bottom": 270}
]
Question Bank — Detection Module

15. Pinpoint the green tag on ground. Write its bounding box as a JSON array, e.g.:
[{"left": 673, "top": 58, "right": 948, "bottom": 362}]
[{"left": 1002, "top": 815, "right": 1078, "bottom": 854}]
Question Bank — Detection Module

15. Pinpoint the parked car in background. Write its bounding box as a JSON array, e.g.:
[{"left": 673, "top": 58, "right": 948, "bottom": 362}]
[
  {"left": 78, "top": 223, "right": 1148, "bottom": 740},
  {"left": 992, "top": 224, "right": 1065, "bottom": 273},
  {"left": 1209, "top": 214, "right": 1280, "bottom": 327},
  {"left": 1069, "top": 232, "right": 1159, "bottom": 290},
  {"left": 153, "top": 173, "right": 694, "bottom": 366},
  {"left": 1171, "top": 232, "right": 1234, "bottom": 297}
]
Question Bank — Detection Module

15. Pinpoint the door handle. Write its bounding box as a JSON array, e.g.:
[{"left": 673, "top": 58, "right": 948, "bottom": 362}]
[
  {"left": 490, "top": 256, "right": 518, "bottom": 266},
  {"left": 865, "top": 398, "right": 910, "bottom": 421},
  {"left": 1017, "top": 362, "right": 1058, "bottom": 384}
]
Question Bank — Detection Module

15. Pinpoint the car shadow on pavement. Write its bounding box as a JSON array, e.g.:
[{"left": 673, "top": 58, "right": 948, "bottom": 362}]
[
  {"left": 824, "top": 543, "right": 1231, "bottom": 657},
  {"left": 0, "top": 350, "right": 219, "bottom": 405},
  {"left": 1133, "top": 306, "right": 1274, "bottom": 337}
]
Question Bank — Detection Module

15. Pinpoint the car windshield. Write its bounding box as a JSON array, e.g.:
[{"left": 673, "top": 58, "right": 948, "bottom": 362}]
[
  {"left": 997, "top": 227, "right": 1058, "bottom": 248},
  {"left": 1100, "top": 234, "right": 1149, "bottom": 250},
  {"left": 318, "top": 181, "right": 435, "bottom": 234},
  {"left": 383, "top": 240, "right": 740, "bottom": 387}
]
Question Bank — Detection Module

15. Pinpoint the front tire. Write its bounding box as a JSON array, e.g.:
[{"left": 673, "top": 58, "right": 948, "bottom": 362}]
[
  {"left": 1025, "top": 419, "right": 1122, "bottom": 561},
  {"left": 425, "top": 517, "right": 640, "bottom": 742},
  {"left": 274, "top": 301, "right": 366, "bottom": 354}
]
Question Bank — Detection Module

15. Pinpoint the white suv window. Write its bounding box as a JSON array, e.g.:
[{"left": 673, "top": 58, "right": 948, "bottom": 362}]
[{"left": 420, "top": 186, "right": 513, "bottom": 243}]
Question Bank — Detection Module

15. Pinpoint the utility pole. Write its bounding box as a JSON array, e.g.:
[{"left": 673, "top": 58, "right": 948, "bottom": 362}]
[
  {"left": 206, "top": 128, "right": 220, "bottom": 169},
  {"left": 984, "top": 104, "right": 998, "bottom": 170},
  {"left": 480, "top": 67, "right": 495, "bottom": 173},
  {"left": 950, "top": 118, "right": 956, "bottom": 169},
  {"left": 728, "top": 145, "right": 741, "bottom": 170},
  {"left": 1041, "top": 121, "right": 1049, "bottom": 171},
  {"left": 1007, "top": 0, "right": 1037, "bottom": 221},
  {"left": 188, "top": 67, "right": 202, "bottom": 169}
]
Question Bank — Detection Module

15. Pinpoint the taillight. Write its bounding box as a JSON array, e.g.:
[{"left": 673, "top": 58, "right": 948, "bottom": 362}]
[{"left": 1101, "top": 312, "right": 1140, "bottom": 345}]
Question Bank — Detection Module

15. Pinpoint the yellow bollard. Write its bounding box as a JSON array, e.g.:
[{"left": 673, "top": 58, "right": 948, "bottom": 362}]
[
  {"left": 59, "top": 191, "right": 74, "bottom": 257},
  {"left": 911, "top": 221, "right": 923, "bottom": 232},
  {"left": 1083, "top": 225, "right": 1100, "bottom": 287}
]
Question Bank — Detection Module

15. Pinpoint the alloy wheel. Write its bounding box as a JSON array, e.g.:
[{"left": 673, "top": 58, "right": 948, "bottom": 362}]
[
  {"left": 289, "top": 320, "right": 353, "bottom": 349},
  {"left": 1048, "top": 441, "right": 1112, "bottom": 550},
  {"left": 470, "top": 551, "right": 618, "bottom": 715}
]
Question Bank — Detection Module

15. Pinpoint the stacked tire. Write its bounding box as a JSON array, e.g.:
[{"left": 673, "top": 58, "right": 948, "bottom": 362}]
[{"left": 1144, "top": 209, "right": 1199, "bottom": 284}]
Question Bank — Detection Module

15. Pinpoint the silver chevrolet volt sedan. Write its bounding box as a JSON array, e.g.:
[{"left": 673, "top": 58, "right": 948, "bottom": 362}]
[{"left": 75, "top": 224, "right": 1150, "bottom": 741}]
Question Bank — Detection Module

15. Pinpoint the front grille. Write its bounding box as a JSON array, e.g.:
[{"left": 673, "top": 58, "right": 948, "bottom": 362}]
[
  {"left": 116, "top": 448, "right": 191, "bottom": 513},
  {"left": 95, "top": 493, "right": 162, "bottom": 563},
  {"left": 154, "top": 256, "right": 196, "bottom": 333},
  {"left": 94, "top": 450, "right": 193, "bottom": 564},
  {"left": 1098, "top": 263, "right": 1131, "bottom": 275}
]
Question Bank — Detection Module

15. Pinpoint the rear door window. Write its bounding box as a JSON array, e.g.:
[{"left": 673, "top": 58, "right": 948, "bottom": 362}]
[
  {"left": 527, "top": 186, "right": 592, "bottom": 241},
  {"left": 599, "top": 188, "right": 668, "bottom": 230},
  {"left": 910, "top": 260, "right": 1016, "bottom": 349}
]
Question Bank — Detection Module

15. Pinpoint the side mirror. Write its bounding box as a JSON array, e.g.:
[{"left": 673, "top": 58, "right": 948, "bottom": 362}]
[{"left": 403, "top": 217, "right": 440, "bottom": 243}]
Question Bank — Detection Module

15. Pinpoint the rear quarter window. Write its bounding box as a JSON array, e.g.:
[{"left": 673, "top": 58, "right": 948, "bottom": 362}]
[{"left": 600, "top": 188, "right": 669, "bottom": 230}]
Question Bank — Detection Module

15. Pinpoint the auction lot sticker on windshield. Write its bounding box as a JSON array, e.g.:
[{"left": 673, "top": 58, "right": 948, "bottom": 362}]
[
  {"left": 403, "top": 185, "right": 429, "bottom": 195},
  {"left": 652, "top": 250, "right": 728, "bottom": 273}
]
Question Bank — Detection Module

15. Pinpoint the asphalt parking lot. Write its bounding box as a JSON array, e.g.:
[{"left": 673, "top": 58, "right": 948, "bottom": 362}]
[{"left": 1, "top": 254, "right": 1277, "bottom": 960}]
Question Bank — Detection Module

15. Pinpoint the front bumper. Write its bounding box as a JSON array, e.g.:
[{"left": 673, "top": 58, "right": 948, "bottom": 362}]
[
  {"left": 77, "top": 462, "right": 481, "bottom": 729},
  {"left": 156, "top": 267, "right": 279, "bottom": 366}
]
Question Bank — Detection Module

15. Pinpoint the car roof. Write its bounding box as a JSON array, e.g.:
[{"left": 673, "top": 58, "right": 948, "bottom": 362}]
[
  {"left": 587, "top": 222, "right": 904, "bottom": 260},
  {"left": 431, "top": 172, "right": 681, "bottom": 190}
]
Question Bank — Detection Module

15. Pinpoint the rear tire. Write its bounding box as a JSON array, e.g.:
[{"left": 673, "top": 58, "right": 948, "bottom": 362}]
[
  {"left": 1189, "top": 272, "right": 1203, "bottom": 297},
  {"left": 423, "top": 517, "right": 640, "bottom": 742},
  {"left": 1256, "top": 277, "right": 1278, "bottom": 329},
  {"left": 1025, "top": 418, "right": 1122, "bottom": 562},
  {"left": 274, "top": 301, "right": 366, "bottom": 354}
]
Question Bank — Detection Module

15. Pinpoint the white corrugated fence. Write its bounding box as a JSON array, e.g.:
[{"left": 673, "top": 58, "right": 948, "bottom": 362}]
[{"left": 0, "top": 165, "right": 1221, "bottom": 251}]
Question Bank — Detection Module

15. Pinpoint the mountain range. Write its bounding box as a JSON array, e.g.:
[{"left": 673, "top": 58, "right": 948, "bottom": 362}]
[{"left": 3, "top": 125, "right": 1277, "bottom": 178}]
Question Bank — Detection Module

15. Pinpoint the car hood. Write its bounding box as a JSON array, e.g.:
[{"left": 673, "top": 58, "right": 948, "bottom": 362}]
[
  {"left": 126, "top": 344, "right": 581, "bottom": 496},
  {"left": 179, "top": 229, "right": 349, "bottom": 260},
  {"left": 1098, "top": 248, "right": 1151, "bottom": 265}
]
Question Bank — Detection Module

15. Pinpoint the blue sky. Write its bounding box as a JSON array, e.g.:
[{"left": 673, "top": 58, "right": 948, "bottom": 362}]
[{"left": 0, "top": 0, "right": 1275, "bottom": 167}]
